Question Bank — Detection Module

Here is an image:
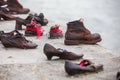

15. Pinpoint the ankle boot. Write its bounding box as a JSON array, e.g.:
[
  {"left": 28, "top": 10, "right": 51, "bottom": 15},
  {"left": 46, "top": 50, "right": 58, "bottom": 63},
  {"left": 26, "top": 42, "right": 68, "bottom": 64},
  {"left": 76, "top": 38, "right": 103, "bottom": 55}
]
[
  {"left": 1, "top": 30, "right": 38, "bottom": 49},
  {"left": 35, "top": 13, "right": 48, "bottom": 26},
  {"left": 117, "top": 72, "right": 120, "bottom": 80},
  {"left": 0, "top": 10, "right": 16, "bottom": 20},
  {"left": 43, "top": 43, "right": 83, "bottom": 60},
  {"left": 64, "top": 19, "right": 102, "bottom": 45},
  {"left": 48, "top": 24, "right": 63, "bottom": 39},
  {"left": 6, "top": 0, "right": 30, "bottom": 14},
  {"left": 65, "top": 60, "right": 103, "bottom": 75}
]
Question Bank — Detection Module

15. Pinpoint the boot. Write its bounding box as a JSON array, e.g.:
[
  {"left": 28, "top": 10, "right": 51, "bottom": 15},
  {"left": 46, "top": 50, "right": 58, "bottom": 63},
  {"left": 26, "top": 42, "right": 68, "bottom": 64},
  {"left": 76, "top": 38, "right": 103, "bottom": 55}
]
[
  {"left": 1, "top": 30, "right": 38, "bottom": 49},
  {"left": 117, "top": 72, "right": 120, "bottom": 80},
  {"left": 65, "top": 60, "right": 103, "bottom": 75},
  {"left": 6, "top": 0, "right": 30, "bottom": 14},
  {"left": 35, "top": 13, "right": 48, "bottom": 26},
  {"left": 43, "top": 43, "right": 83, "bottom": 60},
  {"left": 64, "top": 19, "right": 102, "bottom": 45},
  {"left": 0, "top": 10, "right": 16, "bottom": 20},
  {"left": 48, "top": 24, "right": 63, "bottom": 39}
]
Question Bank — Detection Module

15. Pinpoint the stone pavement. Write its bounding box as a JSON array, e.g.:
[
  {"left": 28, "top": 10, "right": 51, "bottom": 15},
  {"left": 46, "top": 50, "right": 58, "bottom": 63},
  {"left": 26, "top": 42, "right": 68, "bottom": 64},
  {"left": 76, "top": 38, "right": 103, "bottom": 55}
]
[{"left": 0, "top": 18, "right": 120, "bottom": 80}]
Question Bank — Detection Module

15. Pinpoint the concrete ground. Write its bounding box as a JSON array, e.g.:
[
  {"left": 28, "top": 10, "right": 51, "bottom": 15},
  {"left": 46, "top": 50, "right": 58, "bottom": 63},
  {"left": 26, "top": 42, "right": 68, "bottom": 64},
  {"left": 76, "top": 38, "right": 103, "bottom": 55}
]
[
  {"left": 0, "top": 20, "right": 120, "bottom": 80},
  {"left": 0, "top": 0, "right": 120, "bottom": 80}
]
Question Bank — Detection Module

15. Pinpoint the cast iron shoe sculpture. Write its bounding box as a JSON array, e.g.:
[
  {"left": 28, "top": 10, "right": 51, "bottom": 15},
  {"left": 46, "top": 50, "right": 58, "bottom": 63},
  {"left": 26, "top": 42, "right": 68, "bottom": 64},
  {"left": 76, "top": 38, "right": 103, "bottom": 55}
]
[
  {"left": 117, "top": 71, "right": 120, "bottom": 80},
  {"left": 48, "top": 24, "right": 63, "bottom": 39},
  {"left": 25, "top": 21, "right": 44, "bottom": 38},
  {"left": 5, "top": 0, "right": 30, "bottom": 14},
  {"left": 65, "top": 60, "right": 103, "bottom": 75},
  {"left": 43, "top": 43, "right": 83, "bottom": 60},
  {"left": 64, "top": 18, "right": 102, "bottom": 45},
  {"left": 1, "top": 30, "right": 38, "bottom": 49}
]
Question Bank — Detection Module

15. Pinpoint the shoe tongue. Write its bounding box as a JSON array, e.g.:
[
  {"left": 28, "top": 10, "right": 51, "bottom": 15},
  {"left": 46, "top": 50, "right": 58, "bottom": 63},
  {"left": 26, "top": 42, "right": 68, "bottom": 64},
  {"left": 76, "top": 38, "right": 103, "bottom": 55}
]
[
  {"left": 13, "top": 30, "right": 23, "bottom": 38},
  {"left": 14, "top": 33, "right": 23, "bottom": 38}
]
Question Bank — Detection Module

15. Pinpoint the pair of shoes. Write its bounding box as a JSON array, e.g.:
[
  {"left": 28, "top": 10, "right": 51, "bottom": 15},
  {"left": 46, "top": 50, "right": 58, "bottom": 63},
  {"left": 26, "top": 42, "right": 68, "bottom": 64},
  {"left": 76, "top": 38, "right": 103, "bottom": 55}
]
[
  {"left": 0, "top": 30, "right": 38, "bottom": 49},
  {"left": 0, "top": 0, "right": 30, "bottom": 14},
  {"left": 43, "top": 43, "right": 83, "bottom": 60},
  {"left": 43, "top": 44, "right": 103, "bottom": 75},
  {"left": 15, "top": 13, "right": 48, "bottom": 30},
  {"left": 64, "top": 18, "right": 102, "bottom": 45},
  {"left": 65, "top": 60, "right": 103, "bottom": 75},
  {"left": 48, "top": 24, "right": 63, "bottom": 39},
  {"left": 117, "top": 72, "right": 120, "bottom": 80}
]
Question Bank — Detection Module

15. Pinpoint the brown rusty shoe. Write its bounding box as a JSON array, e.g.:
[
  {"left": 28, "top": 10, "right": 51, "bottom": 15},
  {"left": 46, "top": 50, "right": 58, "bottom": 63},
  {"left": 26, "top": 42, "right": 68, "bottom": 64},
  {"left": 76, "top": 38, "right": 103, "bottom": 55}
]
[
  {"left": 65, "top": 60, "right": 103, "bottom": 75},
  {"left": 25, "top": 24, "right": 43, "bottom": 37},
  {"left": 1, "top": 30, "right": 38, "bottom": 49},
  {"left": 64, "top": 18, "right": 102, "bottom": 45},
  {"left": 43, "top": 43, "right": 83, "bottom": 60},
  {"left": 6, "top": 0, "right": 30, "bottom": 14},
  {"left": 48, "top": 24, "right": 63, "bottom": 39}
]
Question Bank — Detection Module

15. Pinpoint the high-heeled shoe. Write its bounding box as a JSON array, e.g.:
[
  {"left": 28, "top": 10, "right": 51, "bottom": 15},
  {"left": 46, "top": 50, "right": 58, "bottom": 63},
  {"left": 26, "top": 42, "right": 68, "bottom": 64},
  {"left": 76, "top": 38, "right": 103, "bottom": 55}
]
[{"left": 43, "top": 43, "right": 83, "bottom": 60}]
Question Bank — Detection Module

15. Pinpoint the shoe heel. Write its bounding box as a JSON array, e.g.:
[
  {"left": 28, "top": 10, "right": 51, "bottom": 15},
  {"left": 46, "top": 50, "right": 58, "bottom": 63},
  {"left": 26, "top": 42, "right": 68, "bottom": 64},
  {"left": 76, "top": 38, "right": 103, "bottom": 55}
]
[
  {"left": 64, "top": 40, "right": 80, "bottom": 45},
  {"left": 46, "top": 55, "right": 53, "bottom": 60}
]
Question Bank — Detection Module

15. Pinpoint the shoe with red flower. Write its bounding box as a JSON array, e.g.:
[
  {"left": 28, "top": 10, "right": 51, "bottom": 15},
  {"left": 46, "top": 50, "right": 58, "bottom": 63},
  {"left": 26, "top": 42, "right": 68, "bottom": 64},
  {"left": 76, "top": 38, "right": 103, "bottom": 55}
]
[{"left": 48, "top": 24, "right": 63, "bottom": 39}]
